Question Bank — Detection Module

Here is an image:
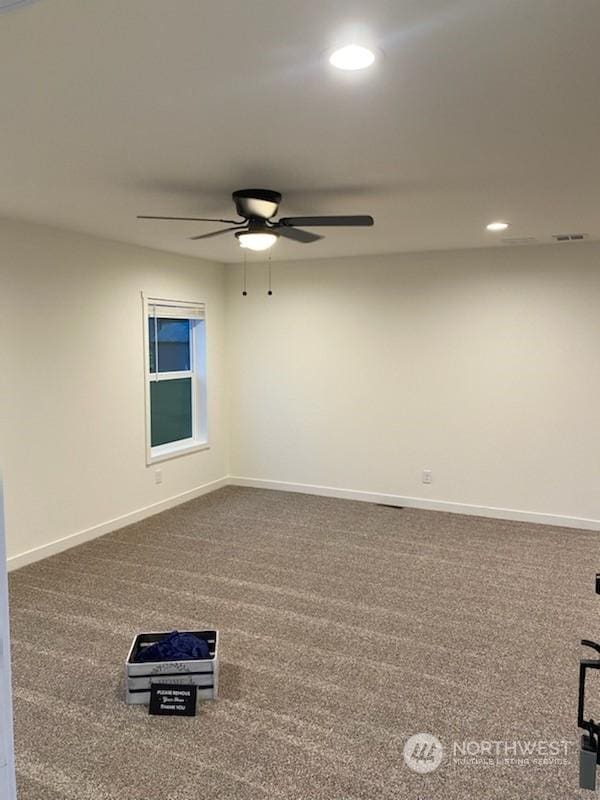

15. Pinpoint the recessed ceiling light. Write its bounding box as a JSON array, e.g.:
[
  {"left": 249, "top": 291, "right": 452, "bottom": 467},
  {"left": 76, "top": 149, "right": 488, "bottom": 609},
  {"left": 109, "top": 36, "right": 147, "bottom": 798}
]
[
  {"left": 236, "top": 231, "right": 278, "bottom": 252},
  {"left": 486, "top": 221, "right": 510, "bottom": 232},
  {"left": 329, "top": 44, "right": 376, "bottom": 71}
]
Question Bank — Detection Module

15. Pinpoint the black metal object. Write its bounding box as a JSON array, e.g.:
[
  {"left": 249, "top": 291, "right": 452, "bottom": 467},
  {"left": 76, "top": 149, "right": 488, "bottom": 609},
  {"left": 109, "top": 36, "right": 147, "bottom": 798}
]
[
  {"left": 278, "top": 215, "right": 374, "bottom": 227},
  {"left": 578, "top": 575, "right": 600, "bottom": 790},
  {"left": 578, "top": 644, "right": 600, "bottom": 737}
]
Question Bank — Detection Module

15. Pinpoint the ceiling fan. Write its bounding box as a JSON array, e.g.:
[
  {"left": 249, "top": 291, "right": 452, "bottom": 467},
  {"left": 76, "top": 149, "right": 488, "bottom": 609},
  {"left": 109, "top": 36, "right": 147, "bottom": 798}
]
[{"left": 138, "top": 189, "right": 374, "bottom": 251}]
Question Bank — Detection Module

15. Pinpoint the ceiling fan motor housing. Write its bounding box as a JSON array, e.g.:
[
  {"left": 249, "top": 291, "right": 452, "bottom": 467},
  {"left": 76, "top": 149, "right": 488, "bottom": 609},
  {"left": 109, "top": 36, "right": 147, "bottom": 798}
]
[
  {"left": 233, "top": 189, "right": 281, "bottom": 220},
  {"left": 235, "top": 218, "right": 278, "bottom": 241}
]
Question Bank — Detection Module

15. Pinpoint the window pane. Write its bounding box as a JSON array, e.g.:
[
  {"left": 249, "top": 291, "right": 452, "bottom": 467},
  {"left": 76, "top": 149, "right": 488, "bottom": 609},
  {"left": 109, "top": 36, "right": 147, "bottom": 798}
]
[
  {"left": 148, "top": 318, "right": 190, "bottom": 373},
  {"left": 150, "top": 378, "right": 193, "bottom": 446}
]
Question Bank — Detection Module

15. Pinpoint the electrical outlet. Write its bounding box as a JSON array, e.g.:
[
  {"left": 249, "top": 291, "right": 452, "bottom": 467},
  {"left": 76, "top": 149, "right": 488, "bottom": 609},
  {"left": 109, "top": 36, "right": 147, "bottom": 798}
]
[
  {"left": 422, "top": 469, "right": 432, "bottom": 484},
  {"left": 154, "top": 468, "right": 163, "bottom": 485}
]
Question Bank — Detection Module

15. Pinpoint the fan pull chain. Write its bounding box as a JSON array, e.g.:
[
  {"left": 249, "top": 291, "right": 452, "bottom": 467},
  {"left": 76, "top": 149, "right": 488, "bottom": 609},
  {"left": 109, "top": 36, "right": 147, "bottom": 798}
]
[
  {"left": 267, "top": 255, "right": 273, "bottom": 296},
  {"left": 242, "top": 251, "right": 247, "bottom": 296}
]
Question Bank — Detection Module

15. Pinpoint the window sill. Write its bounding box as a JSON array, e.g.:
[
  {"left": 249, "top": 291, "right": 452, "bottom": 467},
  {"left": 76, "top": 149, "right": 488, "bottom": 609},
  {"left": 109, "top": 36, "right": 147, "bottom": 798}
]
[{"left": 148, "top": 438, "right": 210, "bottom": 465}]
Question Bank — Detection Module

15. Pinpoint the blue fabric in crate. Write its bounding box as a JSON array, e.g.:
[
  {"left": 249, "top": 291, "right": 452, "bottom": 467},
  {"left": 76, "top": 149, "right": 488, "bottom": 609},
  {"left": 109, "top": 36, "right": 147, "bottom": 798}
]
[{"left": 135, "top": 631, "right": 211, "bottom": 663}]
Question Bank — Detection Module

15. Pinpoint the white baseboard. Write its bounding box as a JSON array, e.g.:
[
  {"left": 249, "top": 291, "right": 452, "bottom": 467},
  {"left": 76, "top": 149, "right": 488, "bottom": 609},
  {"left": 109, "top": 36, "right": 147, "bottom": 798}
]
[
  {"left": 7, "top": 476, "right": 229, "bottom": 572},
  {"left": 229, "top": 476, "right": 600, "bottom": 532},
  {"left": 8, "top": 473, "right": 599, "bottom": 572}
]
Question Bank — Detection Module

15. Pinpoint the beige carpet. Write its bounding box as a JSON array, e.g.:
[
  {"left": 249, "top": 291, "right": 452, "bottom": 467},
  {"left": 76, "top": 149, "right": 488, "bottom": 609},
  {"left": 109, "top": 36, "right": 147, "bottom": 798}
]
[{"left": 8, "top": 486, "right": 599, "bottom": 799}]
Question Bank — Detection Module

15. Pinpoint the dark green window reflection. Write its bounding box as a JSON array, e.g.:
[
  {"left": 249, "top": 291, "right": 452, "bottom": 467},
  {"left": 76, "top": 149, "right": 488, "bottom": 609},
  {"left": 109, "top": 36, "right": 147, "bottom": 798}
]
[{"left": 150, "top": 378, "right": 192, "bottom": 446}]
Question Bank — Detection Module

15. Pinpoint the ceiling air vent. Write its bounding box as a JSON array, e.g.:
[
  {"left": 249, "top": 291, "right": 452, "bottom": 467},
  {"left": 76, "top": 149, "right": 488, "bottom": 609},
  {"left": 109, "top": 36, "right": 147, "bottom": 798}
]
[
  {"left": 552, "top": 233, "right": 588, "bottom": 242},
  {"left": 501, "top": 236, "right": 538, "bottom": 246},
  {"left": 0, "top": 0, "right": 40, "bottom": 11}
]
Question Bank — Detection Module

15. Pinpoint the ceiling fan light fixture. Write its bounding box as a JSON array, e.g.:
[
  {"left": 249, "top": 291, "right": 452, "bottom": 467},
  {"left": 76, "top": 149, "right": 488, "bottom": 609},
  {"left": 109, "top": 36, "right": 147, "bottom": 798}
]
[
  {"left": 139, "top": 188, "right": 374, "bottom": 248},
  {"left": 329, "top": 44, "right": 376, "bottom": 71},
  {"left": 236, "top": 231, "right": 278, "bottom": 251}
]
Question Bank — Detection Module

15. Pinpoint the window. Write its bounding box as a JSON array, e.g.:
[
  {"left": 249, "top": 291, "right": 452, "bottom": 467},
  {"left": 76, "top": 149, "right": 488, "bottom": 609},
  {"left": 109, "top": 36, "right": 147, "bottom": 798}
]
[{"left": 144, "top": 296, "right": 207, "bottom": 463}]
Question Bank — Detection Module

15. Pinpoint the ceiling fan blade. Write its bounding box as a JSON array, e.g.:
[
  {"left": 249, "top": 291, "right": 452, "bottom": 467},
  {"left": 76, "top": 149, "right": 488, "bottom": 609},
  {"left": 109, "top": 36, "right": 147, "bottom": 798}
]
[
  {"left": 279, "top": 215, "right": 374, "bottom": 228},
  {"left": 272, "top": 225, "right": 323, "bottom": 243},
  {"left": 138, "top": 215, "right": 241, "bottom": 223},
  {"left": 189, "top": 226, "right": 246, "bottom": 241}
]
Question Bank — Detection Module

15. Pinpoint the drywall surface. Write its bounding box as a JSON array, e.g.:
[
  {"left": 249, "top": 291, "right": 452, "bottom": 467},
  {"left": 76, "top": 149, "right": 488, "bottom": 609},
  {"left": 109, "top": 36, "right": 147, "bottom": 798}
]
[
  {"left": 0, "top": 219, "right": 228, "bottom": 563},
  {"left": 226, "top": 243, "right": 600, "bottom": 524}
]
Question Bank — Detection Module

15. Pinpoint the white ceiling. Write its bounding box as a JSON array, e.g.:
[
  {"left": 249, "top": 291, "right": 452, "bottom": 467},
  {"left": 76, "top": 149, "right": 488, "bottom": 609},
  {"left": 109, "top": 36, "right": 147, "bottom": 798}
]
[{"left": 1, "top": 0, "right": 599, "bottom": 262}]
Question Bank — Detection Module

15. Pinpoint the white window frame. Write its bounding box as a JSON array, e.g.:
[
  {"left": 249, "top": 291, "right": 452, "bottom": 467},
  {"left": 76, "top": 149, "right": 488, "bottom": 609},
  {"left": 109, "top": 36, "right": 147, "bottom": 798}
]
[{"left": 142, "top": 294, "right": 209, "bottom": 465}]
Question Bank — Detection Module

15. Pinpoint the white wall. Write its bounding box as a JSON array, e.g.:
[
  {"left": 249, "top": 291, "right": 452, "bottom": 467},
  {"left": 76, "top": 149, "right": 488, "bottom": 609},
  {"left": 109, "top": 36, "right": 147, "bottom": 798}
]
[
  {"left": 226, "top": 243, "right": 600, "bottom": 526},
  {"left": 0, "top": 219, "right": 228, "bottom": 565},
  {"left": 2, "top": 220, "right": 599, "bottom": 567}
]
